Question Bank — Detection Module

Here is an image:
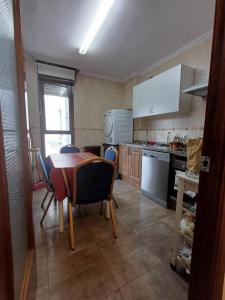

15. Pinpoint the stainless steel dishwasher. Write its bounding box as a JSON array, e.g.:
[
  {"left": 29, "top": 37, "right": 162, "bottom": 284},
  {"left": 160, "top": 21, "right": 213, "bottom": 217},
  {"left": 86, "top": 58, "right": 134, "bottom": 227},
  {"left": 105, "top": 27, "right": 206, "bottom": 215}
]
[{"left": 141, "top": 149, "right": 170, "bottom": 207}]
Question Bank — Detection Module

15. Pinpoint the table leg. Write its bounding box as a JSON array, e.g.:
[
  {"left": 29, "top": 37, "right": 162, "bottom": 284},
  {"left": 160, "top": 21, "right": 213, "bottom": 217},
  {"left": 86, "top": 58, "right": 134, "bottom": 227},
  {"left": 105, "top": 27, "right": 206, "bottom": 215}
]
[
  {"left": 60, "top": 168, "right": 70, "bottom": 232},
  {"left": 61, "top": 168, "right": 70, "bottom": 197},
  {"left": 58, "top": 201, "right": 64, "bottom": 233}
]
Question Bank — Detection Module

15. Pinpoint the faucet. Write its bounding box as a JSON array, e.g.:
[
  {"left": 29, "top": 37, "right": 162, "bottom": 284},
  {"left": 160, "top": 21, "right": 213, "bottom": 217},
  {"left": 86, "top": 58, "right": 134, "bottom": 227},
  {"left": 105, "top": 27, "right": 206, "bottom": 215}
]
[
  {"left": 166, "top": 131, "right": 171, "bottom": 145},
  {"left": 145, "top": 129, "right": 148, "bottom": 144}
]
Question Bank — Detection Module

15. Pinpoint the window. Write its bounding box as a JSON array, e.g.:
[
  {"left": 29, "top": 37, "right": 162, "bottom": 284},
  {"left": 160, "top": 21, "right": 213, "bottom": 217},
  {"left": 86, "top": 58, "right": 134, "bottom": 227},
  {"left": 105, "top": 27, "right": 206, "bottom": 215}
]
[{"left": 39, "top": 77, "right": 74, "bottom": 156}]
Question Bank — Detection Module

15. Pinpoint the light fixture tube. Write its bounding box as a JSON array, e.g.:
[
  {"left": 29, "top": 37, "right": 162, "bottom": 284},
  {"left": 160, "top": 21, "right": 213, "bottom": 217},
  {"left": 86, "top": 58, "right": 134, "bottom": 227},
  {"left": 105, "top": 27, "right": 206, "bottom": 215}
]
[{"left": 79, "top": 0, "right": 115, "bottom": 55}]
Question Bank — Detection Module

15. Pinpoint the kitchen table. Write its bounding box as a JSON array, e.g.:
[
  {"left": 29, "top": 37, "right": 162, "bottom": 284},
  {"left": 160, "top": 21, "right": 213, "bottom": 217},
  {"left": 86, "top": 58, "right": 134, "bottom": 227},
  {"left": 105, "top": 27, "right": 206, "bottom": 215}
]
[{"left": 49, "top": 152, "right": 101, "bottom": 232}]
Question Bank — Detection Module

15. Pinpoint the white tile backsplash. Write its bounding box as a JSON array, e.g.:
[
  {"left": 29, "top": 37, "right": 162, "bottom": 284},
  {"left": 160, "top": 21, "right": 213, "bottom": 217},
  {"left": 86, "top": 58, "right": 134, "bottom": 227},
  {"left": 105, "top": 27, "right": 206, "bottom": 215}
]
[{"left": 134, "top": 127, "right": 204, "bottom": 143}]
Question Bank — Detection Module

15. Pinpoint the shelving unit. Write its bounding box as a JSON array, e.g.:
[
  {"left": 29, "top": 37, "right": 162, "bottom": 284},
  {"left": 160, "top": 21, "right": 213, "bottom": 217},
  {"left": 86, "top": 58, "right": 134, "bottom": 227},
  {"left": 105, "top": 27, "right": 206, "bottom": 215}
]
[
  {"left": 170, "top": 172, "right": 199, "bottom": 273},
  {"left": 180, "top": 230, "right": 193, "bottom": 245},
  {"left": 182, "top": 80, "right": 208, "bottom": 97},
  {"left": 177, "top": 252, "right": 191, "bottom": 274}
]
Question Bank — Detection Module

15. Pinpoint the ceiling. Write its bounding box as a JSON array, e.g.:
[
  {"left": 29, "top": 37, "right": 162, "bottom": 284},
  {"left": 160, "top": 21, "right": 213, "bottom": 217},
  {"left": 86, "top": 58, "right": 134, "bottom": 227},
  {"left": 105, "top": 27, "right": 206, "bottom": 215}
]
[{"left": 20, "top": 0, "right": 215, "bottom": 82}]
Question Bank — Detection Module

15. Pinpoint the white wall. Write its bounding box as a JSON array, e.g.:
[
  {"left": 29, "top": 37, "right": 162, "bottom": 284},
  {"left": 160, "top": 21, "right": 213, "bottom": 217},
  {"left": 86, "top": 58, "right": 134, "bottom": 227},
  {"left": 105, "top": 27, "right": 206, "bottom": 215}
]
[
  {"left": 24, "top": 55, "right": 41, "bottom": 148},
  {"left": 74, "top": 74, "right": 124, "bottom": 148}
]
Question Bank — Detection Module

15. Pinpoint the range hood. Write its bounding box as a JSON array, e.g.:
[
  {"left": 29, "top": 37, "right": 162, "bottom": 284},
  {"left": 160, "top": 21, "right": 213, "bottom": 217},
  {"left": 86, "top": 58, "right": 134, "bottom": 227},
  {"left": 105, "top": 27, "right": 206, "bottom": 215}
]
[{"left": 182, "top": 80, "right": 208, "bottom": 97}]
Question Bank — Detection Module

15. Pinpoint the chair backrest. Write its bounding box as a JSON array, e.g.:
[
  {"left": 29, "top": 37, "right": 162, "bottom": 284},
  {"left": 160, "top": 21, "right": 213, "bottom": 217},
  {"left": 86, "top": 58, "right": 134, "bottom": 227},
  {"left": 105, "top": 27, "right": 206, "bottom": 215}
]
[
  {"left": 73, "top": 158, "right": 114, "bottom": 205},
  {"left": 60, "top": 144, "right": 80, "bottom": 154},
  {"left": 36, "top": 150, "right": 50, "bottom": 184},
  {"left": 104, "top": 147, "right": 117, "bottom": 162},
  {"left": 45, "top": 156, "right": 53, "bottom": 178}
]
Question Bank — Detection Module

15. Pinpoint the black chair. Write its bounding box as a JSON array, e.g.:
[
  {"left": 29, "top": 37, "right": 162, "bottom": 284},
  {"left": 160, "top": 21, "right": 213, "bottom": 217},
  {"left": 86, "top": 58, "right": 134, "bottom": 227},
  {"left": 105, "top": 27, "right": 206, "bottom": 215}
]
[
  {"left": 68, "top": 157, "right": 117, "bottom": 250},
  {"left": 60, "top": 144, "right": 80, "bottom": 154},
  {"left": 104, "top": 147, "right": 119, "bottom": 209},
  {"left": 36, "top": 150, "right": 55, "bottom": 224}
]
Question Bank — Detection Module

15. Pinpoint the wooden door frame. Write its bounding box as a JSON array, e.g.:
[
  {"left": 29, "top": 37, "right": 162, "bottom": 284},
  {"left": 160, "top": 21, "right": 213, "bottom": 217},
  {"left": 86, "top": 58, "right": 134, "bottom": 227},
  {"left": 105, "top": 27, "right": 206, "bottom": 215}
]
[
  {"left": 14, "top": 0, "right": 35, "bottom": 250},
  {"left": 189, "top": 0, "right": 225, "bottom": 299}
]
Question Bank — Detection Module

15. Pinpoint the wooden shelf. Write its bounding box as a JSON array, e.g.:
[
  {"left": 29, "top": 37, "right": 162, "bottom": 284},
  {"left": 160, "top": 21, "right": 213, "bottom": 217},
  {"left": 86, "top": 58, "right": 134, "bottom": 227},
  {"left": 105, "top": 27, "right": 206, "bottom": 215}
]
[
  {"left": 170, "top": 196, "right": 196, "bottom": 216},
  {"left": 182, "top": 80, "right": 208, "bottom": 97},
  {"left": 170, "top": 195, "right": 177, "bottom": 202},
  {"left": 182, "top": 206, "right": 196, "bottom": 216},
  {"left": 180, "top": 231, "right": 193, "bottom": 245},
  {"left": 177, "top": 254, "right": 191, "bottom": 274},
  {"left": 170, "top": 173, "right": 198, "bottom": 274}
]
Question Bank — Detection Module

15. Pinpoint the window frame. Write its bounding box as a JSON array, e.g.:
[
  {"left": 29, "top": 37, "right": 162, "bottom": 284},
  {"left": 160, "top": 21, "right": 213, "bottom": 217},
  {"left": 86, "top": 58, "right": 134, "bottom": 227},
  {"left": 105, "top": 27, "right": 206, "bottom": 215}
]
[{"left": 38, "top": 75, "right": 74, "bottom": 157}]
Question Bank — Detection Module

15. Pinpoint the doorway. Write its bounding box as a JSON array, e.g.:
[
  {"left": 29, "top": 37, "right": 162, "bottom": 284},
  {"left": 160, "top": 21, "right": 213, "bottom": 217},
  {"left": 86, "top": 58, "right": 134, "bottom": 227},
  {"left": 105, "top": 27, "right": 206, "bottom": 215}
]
[{"left": 38, "top": 76, "right": 74, "bottom": 156}]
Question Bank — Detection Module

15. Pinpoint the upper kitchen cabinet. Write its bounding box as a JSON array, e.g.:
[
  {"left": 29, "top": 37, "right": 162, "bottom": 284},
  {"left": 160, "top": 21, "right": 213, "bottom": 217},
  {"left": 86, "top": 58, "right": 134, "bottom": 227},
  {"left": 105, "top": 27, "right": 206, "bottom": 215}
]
[{"left": 133, "top": 64, "right": 194, "bottom": 118}]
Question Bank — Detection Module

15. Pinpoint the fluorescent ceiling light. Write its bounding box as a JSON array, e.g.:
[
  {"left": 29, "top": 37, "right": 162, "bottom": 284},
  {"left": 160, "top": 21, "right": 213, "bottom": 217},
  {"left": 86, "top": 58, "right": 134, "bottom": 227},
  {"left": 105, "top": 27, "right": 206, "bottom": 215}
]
[{"left": 79, "top": 0, "right": 115, "bottom": 55}]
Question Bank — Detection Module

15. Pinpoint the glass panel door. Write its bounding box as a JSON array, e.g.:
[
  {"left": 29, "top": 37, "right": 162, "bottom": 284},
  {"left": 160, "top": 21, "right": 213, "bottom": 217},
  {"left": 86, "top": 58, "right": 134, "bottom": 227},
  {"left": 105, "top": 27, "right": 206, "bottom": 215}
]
[
  {"left": 0, "top": 0, "right": 32, "bottom": 297},
  {"left": 39, "top": 81, "right": 74, "bottom": 156}
]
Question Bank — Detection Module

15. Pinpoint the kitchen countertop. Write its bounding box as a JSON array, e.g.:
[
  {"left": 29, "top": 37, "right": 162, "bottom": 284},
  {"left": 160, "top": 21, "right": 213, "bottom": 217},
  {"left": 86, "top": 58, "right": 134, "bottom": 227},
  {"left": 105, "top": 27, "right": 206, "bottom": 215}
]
[{"left": 120, "top": 142, "right": 187, "bottom": 157}]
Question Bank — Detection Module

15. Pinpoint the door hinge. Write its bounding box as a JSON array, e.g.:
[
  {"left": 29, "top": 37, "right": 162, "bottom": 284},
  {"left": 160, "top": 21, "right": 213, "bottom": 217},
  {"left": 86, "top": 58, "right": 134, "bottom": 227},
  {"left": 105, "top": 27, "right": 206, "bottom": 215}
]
[{"left": 200, "top": 156, "right": 211, "bottom": 172}]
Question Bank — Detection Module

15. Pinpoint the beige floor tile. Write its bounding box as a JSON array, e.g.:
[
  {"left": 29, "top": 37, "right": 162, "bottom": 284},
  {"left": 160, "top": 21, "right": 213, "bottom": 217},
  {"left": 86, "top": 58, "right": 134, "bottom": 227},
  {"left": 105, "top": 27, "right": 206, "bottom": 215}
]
[
  {"left": 135, "top": 222, "right": 173, "bottom": 262},
  {"left": 120, "top": 272, "right": 161, "bottom": 300},
  {"left": 50, "top": 260, "right": 118, "bottom": 299},
  {"left": 28, "top": 285, "right": 50, "bottom": 300},
  {"left": 109, "top": 246, "right": 161, "bottom": 288},
  {"left": 29, "top": 180, "right": 188, "bottom": 300},
  {"left": 99, "top": 232, "right": 146, "bottom": 264},
  {"left": 104, "top": 290, "right": 124, "bottom": 300},
  {"left": 145, "top": 262, "right": 188, "bottom": 299},
  {"left": 121, "top": 262, "right": 188, "bottom": 300},
  {"left": 113, "top": 180, "right": 136, "bottom": 194}
]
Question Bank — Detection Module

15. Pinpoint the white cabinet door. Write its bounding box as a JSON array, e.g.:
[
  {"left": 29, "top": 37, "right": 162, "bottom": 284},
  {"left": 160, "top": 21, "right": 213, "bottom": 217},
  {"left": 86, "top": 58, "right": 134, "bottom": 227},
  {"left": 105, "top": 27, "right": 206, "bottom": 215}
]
[
  {"left": 133, "top": 64, "right": 193, "bottom": 118},
  {"left": 133, "top": 79, "right": 152, "bottom": 118}
]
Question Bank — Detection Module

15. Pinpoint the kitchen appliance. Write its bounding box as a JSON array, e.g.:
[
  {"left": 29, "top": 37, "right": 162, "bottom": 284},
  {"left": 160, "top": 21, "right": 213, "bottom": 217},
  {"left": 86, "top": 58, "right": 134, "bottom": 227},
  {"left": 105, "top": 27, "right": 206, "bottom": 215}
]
[
  {"left": 141, "top": 150, "right": 170, "bottom": 207},
  {"left": 103, "top": 109, "right": 133, "bottom": 145},
  {"left": 169, "top": 154, "right": 196, "bottom": 207},
  {"left": 168, "top": 155, "right": 187, "bottom": 200}
]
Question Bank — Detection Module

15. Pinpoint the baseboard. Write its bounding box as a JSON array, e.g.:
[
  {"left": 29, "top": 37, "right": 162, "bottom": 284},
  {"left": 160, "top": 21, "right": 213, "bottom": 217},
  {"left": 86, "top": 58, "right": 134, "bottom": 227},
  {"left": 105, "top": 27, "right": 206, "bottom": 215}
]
[{"left": 20, "top": 249, "right": 34, "bottom": 300}]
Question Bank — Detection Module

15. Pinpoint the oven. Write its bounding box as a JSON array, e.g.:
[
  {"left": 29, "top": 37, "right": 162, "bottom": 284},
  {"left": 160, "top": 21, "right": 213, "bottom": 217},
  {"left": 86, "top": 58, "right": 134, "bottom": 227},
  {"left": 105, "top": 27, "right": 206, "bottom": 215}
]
[{"left": 168, "top": 154, "right": 196, "bottom": 208}]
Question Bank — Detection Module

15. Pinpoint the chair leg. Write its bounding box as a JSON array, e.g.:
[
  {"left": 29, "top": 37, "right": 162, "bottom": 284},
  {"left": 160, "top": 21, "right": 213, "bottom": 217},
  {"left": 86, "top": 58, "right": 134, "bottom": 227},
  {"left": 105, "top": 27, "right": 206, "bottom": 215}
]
[
  {"left": 58, "top": 201, "right": 64, "bottom": 233},
  {"left": 109, "top": 199, "right": 117, "bottom": 239},
  {"left": 54, "top": 198, "right": 57, "bottom": 206},
  {"left": 112, "top": 195, "right": 118, "bottom": 209},
  {"left": 78, "top": 204, "right": 81, "bottom": 216},
  {"left": 68, "top": 202, "right": 75, "bottom": 250},
  {"left": 41, "top": 189, "right": 50, "bottom": 208},
  {"left": 67, "top": 198, "right": 70, "bottom": 222},
  {"left": 40, "top": 193, "right": 54, "bottom": 225}
]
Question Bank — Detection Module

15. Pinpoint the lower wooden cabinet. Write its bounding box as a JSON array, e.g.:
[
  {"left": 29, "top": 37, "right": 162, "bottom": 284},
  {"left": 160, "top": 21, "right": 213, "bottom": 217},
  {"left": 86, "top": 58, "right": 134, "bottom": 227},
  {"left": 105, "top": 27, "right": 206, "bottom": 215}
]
[
  {"left": 118, "top": 145, "right": 142, "bottom": 188},
  {"left": 118, "top": 145, "right": 129, "bottom": 177}
]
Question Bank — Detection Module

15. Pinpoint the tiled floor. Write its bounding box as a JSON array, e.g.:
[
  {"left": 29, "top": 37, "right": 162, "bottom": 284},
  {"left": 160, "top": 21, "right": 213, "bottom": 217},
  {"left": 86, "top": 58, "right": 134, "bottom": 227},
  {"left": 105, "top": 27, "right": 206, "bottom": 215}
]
[{"left": 28, "top": 180, "right": 188, "bottom": 300}]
